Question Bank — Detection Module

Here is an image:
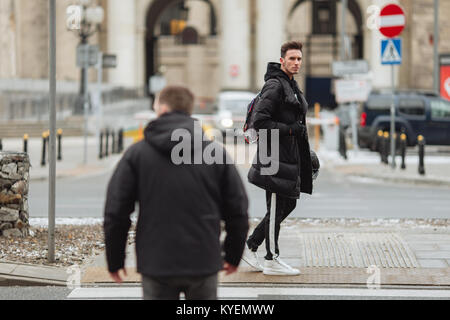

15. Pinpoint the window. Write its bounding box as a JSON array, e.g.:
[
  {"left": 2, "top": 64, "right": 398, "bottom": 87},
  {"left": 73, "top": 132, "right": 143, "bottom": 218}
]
[
  {"left": 366, "top": 97, "right": 392, "bottom": 111},
  {"left": 431, "top": 99, "right": 450, "bottom": 120},
  {"left": 398, "top": 98, "right": 425, "bottom": 116},
  {"left": 313, "top": 0, "right": 336, "bottom": 35}
]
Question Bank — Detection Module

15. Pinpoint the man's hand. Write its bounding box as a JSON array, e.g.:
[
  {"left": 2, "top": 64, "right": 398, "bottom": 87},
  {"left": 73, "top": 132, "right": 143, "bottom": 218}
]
[
  {"left": 109, "top": 268, "right": 127, "bottom": 284},
  {"left": 222, "top": 262, "right": 238, "bottom": 275}
]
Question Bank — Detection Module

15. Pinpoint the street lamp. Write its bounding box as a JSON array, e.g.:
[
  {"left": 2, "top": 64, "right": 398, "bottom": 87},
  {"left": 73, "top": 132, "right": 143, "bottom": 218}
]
[{"left": 67, "top": 0, "right": 104, "bottom": 115}]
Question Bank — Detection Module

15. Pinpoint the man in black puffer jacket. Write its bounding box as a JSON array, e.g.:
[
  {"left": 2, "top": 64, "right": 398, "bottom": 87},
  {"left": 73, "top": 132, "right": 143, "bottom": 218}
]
[
  {"left": 104, "top": 86, "right": 249, "bottom": 300},
  {"left": 244, "top": 41, "right": 313, "bottom": 276}
]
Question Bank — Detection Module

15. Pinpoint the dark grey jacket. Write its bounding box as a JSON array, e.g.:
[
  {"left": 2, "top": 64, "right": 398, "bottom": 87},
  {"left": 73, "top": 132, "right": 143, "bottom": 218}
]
[{"left": 104, "top": 111, "right": 249, "bottom": 277}]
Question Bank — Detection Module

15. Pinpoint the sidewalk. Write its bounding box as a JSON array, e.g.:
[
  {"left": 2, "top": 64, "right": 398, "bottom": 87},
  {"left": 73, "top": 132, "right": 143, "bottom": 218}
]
[
  {"left": 318, "top": 148, "right": 450, "bottom": 188},
  {"left": 1, "top": 136, "right": 128, "bottom": 181},
  {"left": 77, "top": 219, "right": 450, "bottom": 287}
]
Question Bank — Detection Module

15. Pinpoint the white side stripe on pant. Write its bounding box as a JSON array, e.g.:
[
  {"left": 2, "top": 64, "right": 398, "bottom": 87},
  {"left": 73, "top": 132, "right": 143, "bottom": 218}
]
[{"left": 269, "top": 193, "right": 276, "bottom": 258}]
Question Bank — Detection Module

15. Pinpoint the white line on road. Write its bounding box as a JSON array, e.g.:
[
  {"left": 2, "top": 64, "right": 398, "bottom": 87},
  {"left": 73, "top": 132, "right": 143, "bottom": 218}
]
[{"left": 67, "top": 286, "right": 450, "bottom": 300}]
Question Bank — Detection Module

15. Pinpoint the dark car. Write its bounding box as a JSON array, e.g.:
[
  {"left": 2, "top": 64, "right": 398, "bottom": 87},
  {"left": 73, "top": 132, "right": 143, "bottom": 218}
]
[{"left": 358, "top": 91, "right": 450, "bottom": 149}]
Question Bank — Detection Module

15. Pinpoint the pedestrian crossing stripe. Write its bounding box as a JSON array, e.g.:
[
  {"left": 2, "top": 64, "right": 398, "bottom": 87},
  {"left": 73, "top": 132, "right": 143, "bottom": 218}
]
[
  {"left": 67, "top": 286, "right": 450, "bottom": 300},
  {"left": 381, "top": 39, "right": 402, "bottom": 65}
]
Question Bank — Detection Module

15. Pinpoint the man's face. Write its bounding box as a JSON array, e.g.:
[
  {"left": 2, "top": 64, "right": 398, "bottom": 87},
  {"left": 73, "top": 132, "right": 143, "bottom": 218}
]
[{"left": 280, "top": 49, "right": 303, "bottom": 78}]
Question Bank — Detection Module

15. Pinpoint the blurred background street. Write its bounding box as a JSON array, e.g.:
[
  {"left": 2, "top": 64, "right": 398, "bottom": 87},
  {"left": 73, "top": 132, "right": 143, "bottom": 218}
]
[{"left": 1, "top": 0, "right": 450, "bottom": 300}]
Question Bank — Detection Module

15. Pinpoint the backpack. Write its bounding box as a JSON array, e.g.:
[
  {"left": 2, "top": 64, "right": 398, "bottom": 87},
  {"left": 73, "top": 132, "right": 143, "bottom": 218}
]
[
  {"left": 243, "top": 93, "right": 261, "bottom": 144},
  {"left": 243, "top": 79, "right": 283, "bottom": 144}
]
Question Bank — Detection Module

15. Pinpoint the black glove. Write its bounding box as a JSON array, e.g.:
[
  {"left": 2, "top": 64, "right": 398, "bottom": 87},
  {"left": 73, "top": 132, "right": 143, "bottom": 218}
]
[{"left": 287, "top": 121, "right": 306, "bottom": 137}]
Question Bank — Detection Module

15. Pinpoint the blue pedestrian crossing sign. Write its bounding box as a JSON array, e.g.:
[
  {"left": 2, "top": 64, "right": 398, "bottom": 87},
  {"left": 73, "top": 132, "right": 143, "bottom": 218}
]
[{"left": 381, "top": 38, "right": 402, "bottom": 65}]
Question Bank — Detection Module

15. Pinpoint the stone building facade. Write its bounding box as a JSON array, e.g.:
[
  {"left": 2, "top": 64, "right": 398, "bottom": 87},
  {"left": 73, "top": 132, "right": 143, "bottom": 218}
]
[{"left": 1, "top": 0, "right": 449, "bottom": 109}]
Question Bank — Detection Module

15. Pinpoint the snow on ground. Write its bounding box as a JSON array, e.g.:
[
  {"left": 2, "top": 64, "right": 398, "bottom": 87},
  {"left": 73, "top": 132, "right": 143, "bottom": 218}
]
[
  {"left": 318, "top": 149, "right": 450, "bottom": 167},
  {"left": 29, "top": 217, "right": 138, "bottom": 227}
]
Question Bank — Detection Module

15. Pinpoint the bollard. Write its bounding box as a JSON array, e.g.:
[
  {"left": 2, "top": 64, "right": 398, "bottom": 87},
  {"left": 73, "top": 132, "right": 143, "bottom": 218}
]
[
  {"left": 57, "top": 128, "right": 63, "bottom": 161},
  {"left": 46, "top": 130, "right": 50, "bottom": 162},
  {"left": 105, "top": 129, "right": 109, "bottom": 157},
  {"left": 99, "top": 131, "right": 104, "bottom": 159},
  {"left": 418, "top": 135, "right": 425, "bottom": 175},
  {"left": 377, "top": 130, "right": 384, "bottom": 163},
  {"left": 23, "top": 134, "right": 29, "bottom": 153},
  {"left": 222, "top": 130, "right": 227, "bottom": 145},
  {"left": 383, "top": 132, "right": 390, "bottom": 164},
  {"left": 339, "top": 125, "right": 347, "bottom": 160},
  {"left": 400, "top": 133, "right": 407, "bottom": 170},
  {"left": 314, "top": 103, "right": 321, "bottom": 151},
  {"left": 41, "top": 131, "right": 48, "bottom": 167},
  {"left": 111, "top": 131, "right": 116, "bottom": 154},
  {"left": 118, "top": 128, "right": 124, "bottom": 153}
]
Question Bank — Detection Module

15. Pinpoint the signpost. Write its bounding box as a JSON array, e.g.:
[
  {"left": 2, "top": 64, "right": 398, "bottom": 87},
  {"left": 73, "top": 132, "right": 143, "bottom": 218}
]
[
  {"left": 332, "top": 60, "right": 369, "bottom": 77},
  {"left": 102, "top": 54, "right": 117, "bottom": 69},
  {"left": 332, "top": 59, "right": 369, "bottom": 155},
  {"left": 335, "top": 79, "right": 371, "bottom": 104},
  {"left": 48, "top": 0, "right": 56, "bottom": 263},
  {"left": 379, "top": 3, "right": 406, "bottom": 169}
]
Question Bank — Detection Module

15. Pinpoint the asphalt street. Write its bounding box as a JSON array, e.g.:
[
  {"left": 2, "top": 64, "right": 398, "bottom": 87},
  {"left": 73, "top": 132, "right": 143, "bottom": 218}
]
[{"left": 27, "top": 159, "right": 450, "bottom": 219}]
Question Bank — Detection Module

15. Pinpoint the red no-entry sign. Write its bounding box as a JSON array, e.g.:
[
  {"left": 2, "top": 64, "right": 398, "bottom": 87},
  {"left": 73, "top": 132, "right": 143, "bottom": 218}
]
[{"left": 379, "top": 4, "right": 406, "bottom": 38}]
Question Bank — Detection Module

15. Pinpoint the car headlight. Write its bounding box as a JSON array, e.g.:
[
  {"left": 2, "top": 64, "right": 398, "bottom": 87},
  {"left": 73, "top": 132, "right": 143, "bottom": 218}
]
[{"left": 221, "top": 118, "right": 233, "bottom": 128}]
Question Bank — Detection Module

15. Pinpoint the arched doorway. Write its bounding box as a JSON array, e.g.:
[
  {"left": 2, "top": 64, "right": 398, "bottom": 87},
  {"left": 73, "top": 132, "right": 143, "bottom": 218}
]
[
  {"left": 287, "top": 0, "right": 364, "bottom": 109},
  {"left": 145, "top": 0, "right": 217, "bottom": 96}
]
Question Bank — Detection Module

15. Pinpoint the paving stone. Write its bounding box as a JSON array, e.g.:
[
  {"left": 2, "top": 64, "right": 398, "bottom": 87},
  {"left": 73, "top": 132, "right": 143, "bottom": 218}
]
[
  {"left": 415, "top": 251, "right": 450, "bottom": 259},
  {"left": 417, "top": 259, "right": 448, "bottom": 268}
]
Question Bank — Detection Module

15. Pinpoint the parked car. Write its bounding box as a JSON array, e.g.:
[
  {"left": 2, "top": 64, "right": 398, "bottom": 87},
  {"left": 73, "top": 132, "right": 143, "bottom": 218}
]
[
  {"left": 213, "top": 91, "right": 256, "bottom": 134},
  {"left": 358, "top": 90, "right": 450, "bottom": 149}
]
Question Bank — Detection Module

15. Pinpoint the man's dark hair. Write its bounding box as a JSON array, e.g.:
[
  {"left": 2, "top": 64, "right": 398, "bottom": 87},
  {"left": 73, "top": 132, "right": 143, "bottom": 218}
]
[
  {"left": 158, "top": 86, "right": 195, "bottom": 115},
  {"left": 281, "top": 41, "right": 303, "bottom": 58}
]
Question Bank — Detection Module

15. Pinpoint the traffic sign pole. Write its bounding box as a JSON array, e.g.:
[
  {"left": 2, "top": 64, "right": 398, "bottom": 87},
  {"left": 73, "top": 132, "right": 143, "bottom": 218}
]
[
  {"left": 390, "top": 64, "right": 396, "bottom": 169},
  {"left": 379, "top": 3, "right": 405, "bottom": 169},
  {"left": 48, "top": 0, "right": 56, "bottom": 263}
]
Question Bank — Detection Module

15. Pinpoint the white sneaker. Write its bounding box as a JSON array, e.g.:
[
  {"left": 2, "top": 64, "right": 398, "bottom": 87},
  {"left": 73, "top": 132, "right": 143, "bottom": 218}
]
[
  {"left": 241, "top": 248, "right": 263, "bottom": 272},
  {"left": 263, "top": 257, "right": 300, "bottom": 276}
]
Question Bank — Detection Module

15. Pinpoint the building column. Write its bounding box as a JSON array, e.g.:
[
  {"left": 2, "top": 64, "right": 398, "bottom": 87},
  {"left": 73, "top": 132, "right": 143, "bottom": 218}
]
[
  {"left": 107, "top": 0, "right": 137, "bottom": 88},
  {"left": 220, "top": 0, "right": 250, "bottom": 91},
  {"left": 256, "top": 0, "right": 285, "bottom": 90}
]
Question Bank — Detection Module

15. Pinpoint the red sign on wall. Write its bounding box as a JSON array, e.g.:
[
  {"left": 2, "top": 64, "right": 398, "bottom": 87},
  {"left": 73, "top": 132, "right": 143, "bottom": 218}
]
[{"left": 440, "top": 55, "right": 450, "bottom": 101}]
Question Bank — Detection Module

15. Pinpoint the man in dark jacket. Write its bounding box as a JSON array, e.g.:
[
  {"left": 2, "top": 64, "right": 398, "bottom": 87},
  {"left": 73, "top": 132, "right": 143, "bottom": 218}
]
[
  {"left": 104, "top": 86, "right": 249, "bottom": 300},
  {"left": 243, "top": 41, "right": 313, "bottom": 276}
]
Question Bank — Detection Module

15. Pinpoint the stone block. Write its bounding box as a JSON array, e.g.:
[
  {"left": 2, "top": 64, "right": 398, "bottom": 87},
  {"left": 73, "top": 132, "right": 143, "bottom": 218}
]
[
  {"left": 11, "top": 181, "right": 28, "bottom": 195},
  {"left": 0, "top": 207, "right": 20, "bottom": 222},
  {"left": 2, "top": 228, "right": 23, "bottom": 238},
  {"left": 0, "top": 193, "right": 22, "bottom": 205},
  {"left": 0, "top": 222, "right": 13, "bottom": 231},
  {"left": 1, "top": 163, "right": 17, "bottom": 175}
]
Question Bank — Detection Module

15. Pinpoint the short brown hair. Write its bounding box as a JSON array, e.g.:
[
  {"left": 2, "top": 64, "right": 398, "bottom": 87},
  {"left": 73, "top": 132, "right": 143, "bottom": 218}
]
[
  {"left": 158, "top": 86, "right": 195, "bottom": 115},
  {"left": 281, "top": 41, "right": 303, "bottom": 58}
]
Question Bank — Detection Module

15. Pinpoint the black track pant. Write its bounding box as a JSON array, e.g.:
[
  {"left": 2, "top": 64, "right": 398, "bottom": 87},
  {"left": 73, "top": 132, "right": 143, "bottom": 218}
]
[{"left": 247, "top": 191, "right": 297, "bottom": 260}]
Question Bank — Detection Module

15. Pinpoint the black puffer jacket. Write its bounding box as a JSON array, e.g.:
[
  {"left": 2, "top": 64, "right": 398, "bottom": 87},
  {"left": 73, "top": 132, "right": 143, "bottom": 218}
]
[
  {"left": 248, "top": 63, "right": 313, "bottom": 198},
  {"left": 104, "top": 111, "right": 249, "bottom": 277}
]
